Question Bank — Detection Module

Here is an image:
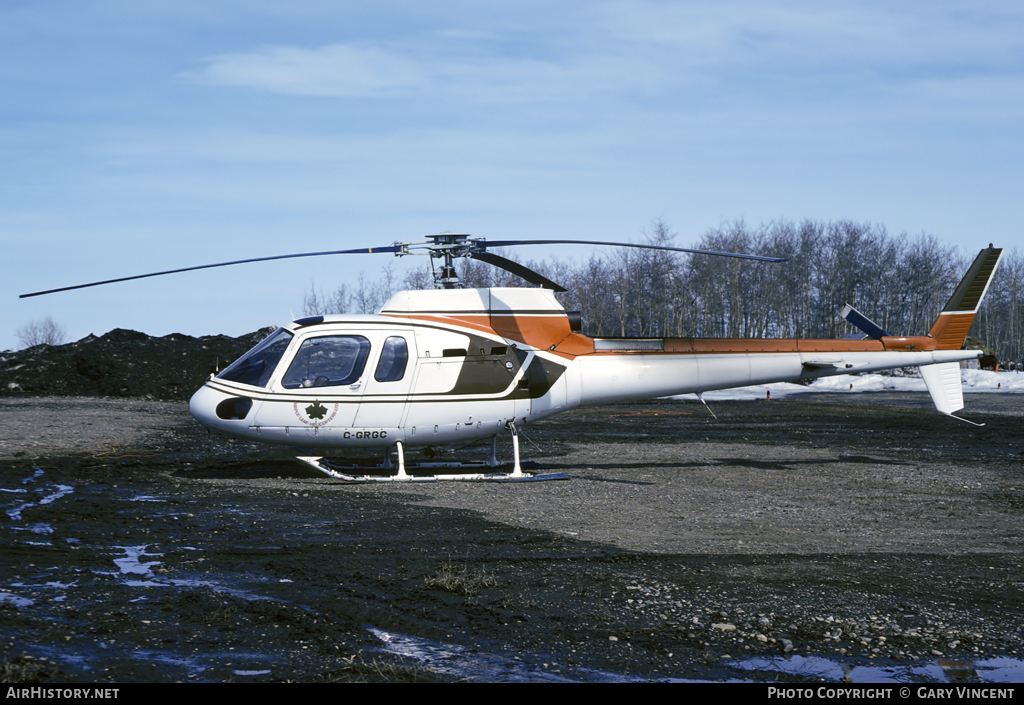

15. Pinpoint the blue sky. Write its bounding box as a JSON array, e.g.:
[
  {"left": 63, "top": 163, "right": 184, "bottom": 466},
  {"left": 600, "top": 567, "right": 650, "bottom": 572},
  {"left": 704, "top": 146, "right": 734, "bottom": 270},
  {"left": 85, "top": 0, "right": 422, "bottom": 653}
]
[{"left": 4, "top": 2, "right": 1023, "bottom": 351}]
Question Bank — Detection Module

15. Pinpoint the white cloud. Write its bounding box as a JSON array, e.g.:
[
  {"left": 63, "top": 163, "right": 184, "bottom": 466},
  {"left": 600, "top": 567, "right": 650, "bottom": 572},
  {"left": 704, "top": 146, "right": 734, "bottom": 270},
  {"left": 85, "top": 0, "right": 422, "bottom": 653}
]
[
  {"left": 185, "top": 43, "right": 427, "bottom": 97},
  {"left": 184, "top": 40, "right": 625, "bottom": 108},
  {"left": 179, "top": 2, "right": 1024, "bottom": 122}
]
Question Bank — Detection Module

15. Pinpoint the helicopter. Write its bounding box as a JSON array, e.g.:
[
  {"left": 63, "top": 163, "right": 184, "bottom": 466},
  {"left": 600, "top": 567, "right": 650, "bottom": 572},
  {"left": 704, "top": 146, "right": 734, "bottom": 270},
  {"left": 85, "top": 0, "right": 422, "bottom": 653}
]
[{"left": 21, "top": 234, "right": 1003, "bottom": 483}]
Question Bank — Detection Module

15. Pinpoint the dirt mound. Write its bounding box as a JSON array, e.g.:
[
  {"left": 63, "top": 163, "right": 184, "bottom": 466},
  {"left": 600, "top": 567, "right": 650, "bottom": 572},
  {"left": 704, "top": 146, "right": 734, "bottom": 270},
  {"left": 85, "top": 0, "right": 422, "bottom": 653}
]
[{"left": 1, "top": 328, "right": 274, "bottom": 401}]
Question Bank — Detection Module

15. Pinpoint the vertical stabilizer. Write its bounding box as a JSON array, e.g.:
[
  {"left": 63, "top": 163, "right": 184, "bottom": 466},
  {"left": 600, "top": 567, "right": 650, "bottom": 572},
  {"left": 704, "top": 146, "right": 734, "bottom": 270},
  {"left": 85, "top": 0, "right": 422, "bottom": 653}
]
[
  {"left": 928, "top": 247, "right": 1003, "bottom": 350},
  {"left": 919, "top": 361, "right": 985, "bottom": 426},
  {"left": 919, "top": 361, "right": 964, "bottom": 415}
]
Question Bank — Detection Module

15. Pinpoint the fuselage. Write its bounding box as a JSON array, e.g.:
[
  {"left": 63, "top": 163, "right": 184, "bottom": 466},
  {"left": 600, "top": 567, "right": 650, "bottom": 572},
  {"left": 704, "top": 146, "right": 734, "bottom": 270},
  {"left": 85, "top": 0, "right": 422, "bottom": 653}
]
[{"left": 188, "top": 286, "right": 981, "bottom": 452}]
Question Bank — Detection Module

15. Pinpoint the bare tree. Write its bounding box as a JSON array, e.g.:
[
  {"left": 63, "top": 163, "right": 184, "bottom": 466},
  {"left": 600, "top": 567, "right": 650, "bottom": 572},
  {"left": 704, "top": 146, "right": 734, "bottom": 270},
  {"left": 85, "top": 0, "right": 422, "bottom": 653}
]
[
  {"left": 16, "top": 316, "right": 68, "bottom": 349},
  {"left": 976, "top": 247, "right": 1024, "bottom": 364},
  {"left": 304, "top": 263, "right": 401, "bottom": 316},
  {"left": 303, "top": 281, "right": 328, "bottom": 316}
]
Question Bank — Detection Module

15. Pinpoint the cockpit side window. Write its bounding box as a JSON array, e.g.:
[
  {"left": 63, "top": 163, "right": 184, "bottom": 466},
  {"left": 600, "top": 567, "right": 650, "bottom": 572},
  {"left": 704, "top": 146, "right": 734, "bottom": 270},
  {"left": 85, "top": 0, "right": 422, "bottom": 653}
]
[
  {"left": 217, "top": 328, "right": 293, "bottom": 388},
  {"left": 374, "top": 336, "right": 409, "bottom": 382},
  {"left": 281, "top": 335, "right": 371, "bottom": 389}
]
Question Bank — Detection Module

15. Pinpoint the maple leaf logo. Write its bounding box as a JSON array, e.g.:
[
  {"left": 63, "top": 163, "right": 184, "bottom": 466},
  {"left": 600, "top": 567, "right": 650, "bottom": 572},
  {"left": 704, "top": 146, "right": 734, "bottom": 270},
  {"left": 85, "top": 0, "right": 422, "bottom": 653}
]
[{"left": 305, "top": 402, "right": 328, "bottom": 420}]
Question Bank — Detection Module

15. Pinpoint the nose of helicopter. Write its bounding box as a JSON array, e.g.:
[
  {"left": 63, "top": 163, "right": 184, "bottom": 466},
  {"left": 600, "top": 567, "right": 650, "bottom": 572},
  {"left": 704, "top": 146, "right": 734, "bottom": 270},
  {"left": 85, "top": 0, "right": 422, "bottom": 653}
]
[
  {"left": 189, "top": 383, "right": 222, "bottom": 431},
  {"left": 189, "top": 383, "right": 255, "bottom": 436}
]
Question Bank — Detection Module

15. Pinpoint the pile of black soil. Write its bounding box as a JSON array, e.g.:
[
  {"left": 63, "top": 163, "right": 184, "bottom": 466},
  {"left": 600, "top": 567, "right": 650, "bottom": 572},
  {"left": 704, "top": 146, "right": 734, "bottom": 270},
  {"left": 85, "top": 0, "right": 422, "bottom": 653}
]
[{"left": 1, "top": 328, "right": 273, "bottom": 401}]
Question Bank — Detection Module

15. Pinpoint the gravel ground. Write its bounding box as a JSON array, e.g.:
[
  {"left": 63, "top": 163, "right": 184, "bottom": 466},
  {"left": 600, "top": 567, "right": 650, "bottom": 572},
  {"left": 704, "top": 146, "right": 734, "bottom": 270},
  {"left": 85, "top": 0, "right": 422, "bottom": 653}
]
[{"left": 1, "top": 392, "right": 1022, "bottom": 682}]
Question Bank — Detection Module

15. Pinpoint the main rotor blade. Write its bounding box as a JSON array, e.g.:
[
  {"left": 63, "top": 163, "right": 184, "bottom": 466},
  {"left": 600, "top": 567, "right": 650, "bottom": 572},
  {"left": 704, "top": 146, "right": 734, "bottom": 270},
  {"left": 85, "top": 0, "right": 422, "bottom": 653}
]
[
  {"left": 481, "top": 239, "right": 787, "bottom": 263},
  {"left": 19, "top": 245, "right": 403, "bottom": 298},
  {"left": 470, "top": 251, "right": 567, "bottom": 292}
]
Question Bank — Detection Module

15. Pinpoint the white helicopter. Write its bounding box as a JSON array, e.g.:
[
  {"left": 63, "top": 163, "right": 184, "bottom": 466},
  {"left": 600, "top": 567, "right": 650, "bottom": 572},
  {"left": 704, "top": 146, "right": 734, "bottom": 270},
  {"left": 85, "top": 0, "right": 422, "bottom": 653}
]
[{"left": 22, "top": 235, "right": 1002, "bottom": 483}]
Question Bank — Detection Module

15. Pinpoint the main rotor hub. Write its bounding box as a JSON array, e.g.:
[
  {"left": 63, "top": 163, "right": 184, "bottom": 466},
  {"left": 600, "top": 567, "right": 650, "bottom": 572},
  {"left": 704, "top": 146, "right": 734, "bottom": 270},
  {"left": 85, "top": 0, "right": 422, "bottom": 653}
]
[{"left": 425, "top": 233, "right": 477, "bottom": 288}]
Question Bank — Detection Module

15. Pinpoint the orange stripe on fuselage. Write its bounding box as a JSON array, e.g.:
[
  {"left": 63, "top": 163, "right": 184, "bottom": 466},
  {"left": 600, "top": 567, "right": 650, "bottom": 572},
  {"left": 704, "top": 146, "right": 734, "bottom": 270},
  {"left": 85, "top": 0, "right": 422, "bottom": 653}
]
[
  {"left": 382, "top": 313, "right": 496, "bottom": 337},
  {"left": 385, "top": 312, "right": 591, "bottom": 358},
  {"left": 385, "top": 312, "right": 938, "bottom": 358},
  {"left": 590, "top": 336, "right": 932, "bottom": 355}
]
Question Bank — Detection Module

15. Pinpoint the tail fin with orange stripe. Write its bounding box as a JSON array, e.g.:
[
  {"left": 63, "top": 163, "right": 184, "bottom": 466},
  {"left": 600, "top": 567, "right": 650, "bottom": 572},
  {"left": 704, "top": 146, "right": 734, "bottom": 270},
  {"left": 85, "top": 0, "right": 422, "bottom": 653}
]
[
  {"left": 919, "top": 246, "right": 1002, "bottom": 424},
  {"left": 927, "top": 246, "right": 1003, "bottom": 350}
]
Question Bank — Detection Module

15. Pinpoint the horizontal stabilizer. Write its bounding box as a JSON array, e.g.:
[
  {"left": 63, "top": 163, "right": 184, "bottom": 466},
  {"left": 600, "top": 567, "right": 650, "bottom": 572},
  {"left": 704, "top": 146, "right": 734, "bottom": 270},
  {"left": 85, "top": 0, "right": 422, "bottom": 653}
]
[{"left": 839, "top": 304, "right": 890, "bottom": 339}]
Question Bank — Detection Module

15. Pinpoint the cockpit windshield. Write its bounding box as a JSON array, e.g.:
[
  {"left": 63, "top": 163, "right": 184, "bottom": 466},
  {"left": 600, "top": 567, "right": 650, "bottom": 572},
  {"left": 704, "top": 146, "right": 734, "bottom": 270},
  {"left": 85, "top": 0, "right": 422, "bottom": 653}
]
[
  {"left": 281, "top": 335, "right": 371, "bottom": 388},
  {"left": 217, "top": 328, "right": 293, "bottom": 388}
]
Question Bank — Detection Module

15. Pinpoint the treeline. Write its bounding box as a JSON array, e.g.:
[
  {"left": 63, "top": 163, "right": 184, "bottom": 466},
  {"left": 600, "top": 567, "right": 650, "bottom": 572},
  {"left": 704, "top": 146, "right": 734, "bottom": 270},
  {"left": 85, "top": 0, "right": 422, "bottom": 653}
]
[{"left": 304, "top": 219, "right": 1024, "bottom": 363}]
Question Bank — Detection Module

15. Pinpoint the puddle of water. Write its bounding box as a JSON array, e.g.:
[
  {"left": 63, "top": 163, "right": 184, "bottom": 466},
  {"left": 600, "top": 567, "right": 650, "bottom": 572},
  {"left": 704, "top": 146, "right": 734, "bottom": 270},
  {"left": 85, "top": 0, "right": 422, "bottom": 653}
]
[
  {"left": 38, "top": 485, "right": 73, "bottom": 505},
  {"left": 4, "top": 468, "right": 73, "bottom": 522},
  {"left": 110, "top": 544, "right": 293, "bottom": 603},
  {"left": 45, "top": 581, "right": 77, "bottom": 589},
  {"left": 0, "top": 592, "right": 34, "bottom": 608},
  {"left": 6, "top": 484, "right": 74, "bottom": 522},
  {"left": 130, "top": 650, "right": 207, "bottom": 676},
  {"left": 114, "top": 545, "right": 163, "bottom": 576},
  {"left": 368, "top": 626, "right": 1024, "bottom": 683},
  {"left": 161, "top": 576, "right": 289, "bottom": 602},
  {"left": 972, "top": 657, "right": 1024, "bottom": 683},
  {"left": 732, "top": 654, "right": 1024, "bottom": 683},
  {"left": 112, "top": 544, "right": 165, "bottom": 586},
  {"left": 367, "top": 626, "right": 638, "bottom": 682}
]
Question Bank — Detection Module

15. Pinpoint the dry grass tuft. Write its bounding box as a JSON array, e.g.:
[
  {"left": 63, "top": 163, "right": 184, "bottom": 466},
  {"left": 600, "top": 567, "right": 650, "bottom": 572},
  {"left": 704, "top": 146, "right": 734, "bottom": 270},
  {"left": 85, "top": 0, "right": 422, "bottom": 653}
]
[
  {"left": 315, "top": 652, "right": 439, "bottom": 683},
  {"left": 424, "top": 560, "right": 498, "bottom": 596}
]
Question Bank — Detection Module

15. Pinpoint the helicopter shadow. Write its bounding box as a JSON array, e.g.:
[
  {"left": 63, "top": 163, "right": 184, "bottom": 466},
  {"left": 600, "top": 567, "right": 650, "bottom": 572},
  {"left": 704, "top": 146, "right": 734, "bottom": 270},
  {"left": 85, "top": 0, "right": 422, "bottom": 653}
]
[
  {"left": 171, "top": 458, "right": 320, "bottom": 480},
  {"left": 552, "top": 453, "right": 908, "bottom": 479},
  {"left": 170, "top": 451, "right": 909, "bottom": 483}
]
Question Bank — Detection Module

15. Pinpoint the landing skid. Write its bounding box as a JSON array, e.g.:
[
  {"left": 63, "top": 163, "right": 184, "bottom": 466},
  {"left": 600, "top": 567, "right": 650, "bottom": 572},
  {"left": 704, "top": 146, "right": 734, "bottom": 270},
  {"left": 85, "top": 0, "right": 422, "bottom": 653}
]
[
  {"left": 296, "top": 456, "right": 567, "bottom": 483},
  {"left": 296, "top": 423, "right": 568, "bottom": 484}
]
